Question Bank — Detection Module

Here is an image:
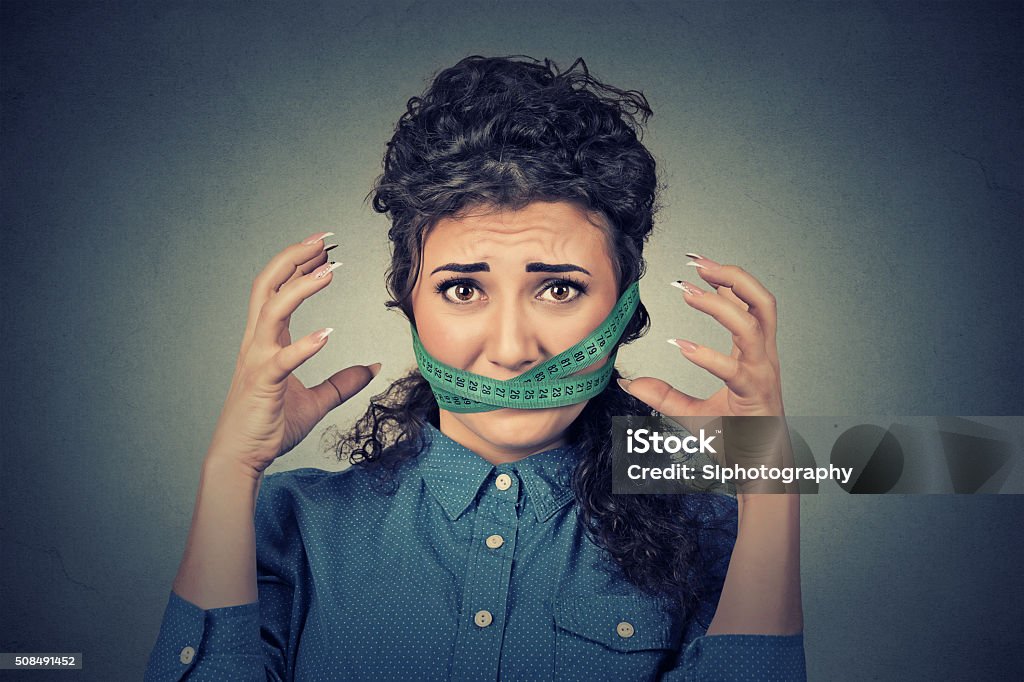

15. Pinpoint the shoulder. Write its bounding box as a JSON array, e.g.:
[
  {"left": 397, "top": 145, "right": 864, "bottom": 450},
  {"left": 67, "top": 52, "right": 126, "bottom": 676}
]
[
  {"left": 252, "top": 465, "right": 395, "bottom": 546},
  {"left": 253, "top": 467, "right": 346, "bottom": 527},
  {"left": 260, "top": 465, "right": 352, "bottom": 493},
  {"left": 258, "top": 464, "right": 384, "bottom": 508},
  {"left": 261, "top": 465, "right": 353, "bottom": 489},
  {"left": 257, "top": 448, "right": 422, "bottom": 516}
]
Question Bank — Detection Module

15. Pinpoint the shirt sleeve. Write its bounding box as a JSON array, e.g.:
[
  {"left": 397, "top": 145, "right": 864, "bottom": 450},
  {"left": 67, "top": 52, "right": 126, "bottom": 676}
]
[
  {"left": 671, "top": 633, "right": 807, "bottom": 681},
  {"left": 658, "top": 493, "right": 807, "bottom": 681},
  {"left": 143, "top": 471, "right": 301, "bottom": 681}
]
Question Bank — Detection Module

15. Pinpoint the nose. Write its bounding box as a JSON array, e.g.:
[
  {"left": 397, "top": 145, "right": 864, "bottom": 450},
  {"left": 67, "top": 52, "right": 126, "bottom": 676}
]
[{"left": 484, "top": 299, "right": 542, "bottom": 377}]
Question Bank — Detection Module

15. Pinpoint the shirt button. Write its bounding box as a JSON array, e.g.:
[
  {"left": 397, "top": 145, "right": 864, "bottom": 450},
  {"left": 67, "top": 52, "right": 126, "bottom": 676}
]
[
  {"left": 485, "top": 534, "right": 504, "bottom": 549},
  {"left": 179, "top": 646, "right": 196, "bottom": 664},
  {"left": 495, "top": 474, "right": 512, "bottom": 490},
  {"left": 474, "top": 610, "right": 493, "bottom": 627},
  {"left": 616, "top": 621, "right": 635, "bottom": 638}
]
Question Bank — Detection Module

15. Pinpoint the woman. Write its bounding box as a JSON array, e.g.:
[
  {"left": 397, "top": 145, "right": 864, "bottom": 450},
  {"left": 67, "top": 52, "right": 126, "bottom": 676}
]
[{"left": 145, "top": 55, "right": 805, "bottom": 681}]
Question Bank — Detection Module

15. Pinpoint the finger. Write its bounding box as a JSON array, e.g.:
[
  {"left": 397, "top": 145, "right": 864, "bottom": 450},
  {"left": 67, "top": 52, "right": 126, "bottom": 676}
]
[
  {"left": 279, "top": 247, "right": 338, "bottom": 345},
  {"left": 277, "top": 249, "right": 332, "bottom": 347},
  {"left": 619, "top": 375, "right": 704, "bottom": 417},
  {"left": 716, "top": 286, "right": 770, "bottom": 364},
  {"left": 254, "top": 260, "right": 342, "bottom": 350},
  {"left": 687, "top": 257, "right": 778, "bottom": 344},
  {"left": 309, "top": 363, "right": 383, "bottom": 415},
  {"left": 265, "top": 326, "right": 337, "bottom": 384},
  {"left": 667, "top": 339, "right": 760, "bottom": 398},
  {"left": 284, "top": 245, "right": 333, "bottom": 288},
  {"left": 673, "top": 281, "right": 745, "bottom": 363},
  {"left": 243, "top": 233, "right": 336, "bottom": 350},
  {"left": 717, "top": 281, "right": 780, "bottom": 371},
  {"left": 619, "top": 377, "right": 722, "bottom": 439},
  {"left": 717, "top": 285, "right": 749, "bottom": 312},
  {"left": 674, "top": 283, "right": 766, "bottom": 363}
]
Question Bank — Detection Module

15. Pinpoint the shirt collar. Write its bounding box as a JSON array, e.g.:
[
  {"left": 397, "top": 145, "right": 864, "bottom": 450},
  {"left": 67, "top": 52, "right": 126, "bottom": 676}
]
[{"left": 417, "top": 422, "right": 580, "bottom": 524}]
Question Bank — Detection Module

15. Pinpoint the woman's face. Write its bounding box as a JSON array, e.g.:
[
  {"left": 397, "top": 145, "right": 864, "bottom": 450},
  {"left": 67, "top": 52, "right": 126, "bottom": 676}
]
[{"left": 411, "top": 200, "right": 620, "bottom": 463}]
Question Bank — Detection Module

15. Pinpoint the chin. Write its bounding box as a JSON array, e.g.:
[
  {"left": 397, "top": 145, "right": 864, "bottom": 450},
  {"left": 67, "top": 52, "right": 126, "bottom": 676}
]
[{"left": 459, "top": 406, "right": 581, "bottom": 449}]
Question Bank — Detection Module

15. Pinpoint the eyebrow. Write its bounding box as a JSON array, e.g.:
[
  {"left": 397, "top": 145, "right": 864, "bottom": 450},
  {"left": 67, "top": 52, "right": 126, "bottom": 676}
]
[{"left": 429, "top": 262, "right": 592, "bottom": 276}]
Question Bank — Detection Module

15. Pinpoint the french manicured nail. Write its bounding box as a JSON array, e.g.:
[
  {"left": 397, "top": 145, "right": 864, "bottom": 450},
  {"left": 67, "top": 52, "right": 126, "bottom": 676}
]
[
  {"left": 670, "top": 280, "right": 703, "bottom": 296},
  {"left": 616, "top": 378, "right": 632, "bottom": 391},
  {"left": 303, "top": 231, "right": 335, "bottom": 245},
  {"left": 314, "top": 261, "right": 342, "bottom": 279},
  {"left": 667, "top": 338, "right": 699, "bottom": 352},
  {"left": 314, "top": 327, "right": 335, "bottom": 342},
  {"left": 686, "top": 255, "right": 720, "bottom": 270}
]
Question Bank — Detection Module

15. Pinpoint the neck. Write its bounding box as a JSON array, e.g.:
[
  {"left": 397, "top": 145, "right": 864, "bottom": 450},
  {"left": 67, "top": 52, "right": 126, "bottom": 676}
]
[{"left": 437, "top": 410, "right": 569, "bottom": 466}]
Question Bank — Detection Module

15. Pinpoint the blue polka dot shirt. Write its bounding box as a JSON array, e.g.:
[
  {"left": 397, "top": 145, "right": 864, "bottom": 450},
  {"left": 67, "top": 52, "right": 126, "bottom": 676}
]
[{"left": 145, "top": 422, "right": 806, "bottom": 680}]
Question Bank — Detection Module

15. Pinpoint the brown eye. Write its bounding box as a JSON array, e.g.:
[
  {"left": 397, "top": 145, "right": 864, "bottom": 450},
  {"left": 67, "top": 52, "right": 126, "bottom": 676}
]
[
  {"left": 435, "top": 279, "right": 483, "bottom": 304},
  {"left": 549, "top": 284, "right": 571, "bottom": 301},
  {"left": 538, "top": 279, "right": 586, "bottom": 304}
]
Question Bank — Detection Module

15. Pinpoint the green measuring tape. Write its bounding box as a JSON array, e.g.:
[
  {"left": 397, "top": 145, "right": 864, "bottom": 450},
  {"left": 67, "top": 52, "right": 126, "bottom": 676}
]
[{"left": 411, "top": 281, "right": 641, "bottom": 412}]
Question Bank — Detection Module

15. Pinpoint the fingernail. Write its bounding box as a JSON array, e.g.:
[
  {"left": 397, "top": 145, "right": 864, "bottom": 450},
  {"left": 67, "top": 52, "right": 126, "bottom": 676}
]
[
  {"left": 670, "top": 280, "right": 703, "bottom": 296},
  {"left": 616, "top": 378, "right": 632, "bottom": 391},
  {"left": 323, "top": 243, "right": 338, "bottom": 253},
  {"left": 667, "top": 338, "right": 699, "bottom": 352},
  {"left": 303, "top": 231, "right": 335, "bottom": 245},
  {"left": 367, "top": 362, "right": 382, "bottom": 378},
  {"left": 685, "top": 252, "right": 705, "bottom": 260},
  {"left": 314, "top": 327, "right": 335, "bottom": 342},
  {"left": 686, "top": 256, "right": 720, "bottom": 270},
  {"left": 314, "top": 261, "right": 342, "bottom": 279}
]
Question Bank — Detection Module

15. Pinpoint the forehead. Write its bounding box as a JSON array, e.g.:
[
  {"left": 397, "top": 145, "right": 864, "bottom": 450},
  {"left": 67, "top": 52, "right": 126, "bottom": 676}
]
[{"left": 422, "top": 201, "right": 613, "bottom": 264}]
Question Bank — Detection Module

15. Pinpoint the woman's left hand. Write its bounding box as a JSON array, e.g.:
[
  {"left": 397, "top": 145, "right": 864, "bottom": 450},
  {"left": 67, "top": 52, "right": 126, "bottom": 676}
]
[
  {"left": 620, "top": 253, "right": 784, "bottom": 422},
  {"left": 620, "top": 254, "right": 790, "bottom": 492}
]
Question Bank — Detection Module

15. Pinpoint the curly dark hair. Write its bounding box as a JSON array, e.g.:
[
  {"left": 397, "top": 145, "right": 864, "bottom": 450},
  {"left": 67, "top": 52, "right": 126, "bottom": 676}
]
[{"left": 322, "top": 55, "right": 734, "bottom": 622}]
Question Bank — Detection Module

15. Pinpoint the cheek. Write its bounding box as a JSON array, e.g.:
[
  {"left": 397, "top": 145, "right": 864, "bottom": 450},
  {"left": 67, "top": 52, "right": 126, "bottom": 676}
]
[{"left": 413, "top": 300, "right": 479, "bottom": 368}]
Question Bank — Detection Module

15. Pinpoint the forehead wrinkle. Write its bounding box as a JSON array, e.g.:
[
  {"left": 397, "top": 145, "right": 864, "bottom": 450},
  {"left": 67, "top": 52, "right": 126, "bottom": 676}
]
[
  {"left": 453, "top": 231, "right": 592, "bottom": 268},
  {"left": 423, "top": 206, "right": 615, "bottom": 280}
]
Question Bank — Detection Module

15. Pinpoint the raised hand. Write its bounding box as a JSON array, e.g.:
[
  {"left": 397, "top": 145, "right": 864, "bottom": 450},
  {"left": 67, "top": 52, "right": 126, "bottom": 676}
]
[
  {"left": 206, "top": 231, "right": 381, "bottom": 478},
  {"left": 620, "top": 253, "right": 791, "bottom": 491},
  {"left": 622, "top": 253, "right": 783, "bottom": 421}
]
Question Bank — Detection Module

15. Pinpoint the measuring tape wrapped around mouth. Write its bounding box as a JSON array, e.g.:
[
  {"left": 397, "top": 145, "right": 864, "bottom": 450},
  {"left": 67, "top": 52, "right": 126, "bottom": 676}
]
[{"left": 411, "top": 281, "right": 641, "bottom": 412}]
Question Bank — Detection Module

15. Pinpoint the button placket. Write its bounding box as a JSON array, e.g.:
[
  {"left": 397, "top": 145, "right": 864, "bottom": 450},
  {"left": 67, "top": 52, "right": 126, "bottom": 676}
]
[{"left": 450, "top": 468, "right": 521, "bottom": 682}]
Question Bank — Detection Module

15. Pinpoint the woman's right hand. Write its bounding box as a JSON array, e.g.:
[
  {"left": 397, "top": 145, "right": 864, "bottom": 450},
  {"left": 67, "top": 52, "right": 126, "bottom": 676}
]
[{"left": 205, "top": 231, "right": 381, "bottom": 478}]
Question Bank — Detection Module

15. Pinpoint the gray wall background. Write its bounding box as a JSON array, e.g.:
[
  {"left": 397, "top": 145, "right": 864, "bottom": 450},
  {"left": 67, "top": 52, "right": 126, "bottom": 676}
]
[{"left": 2, "top": 1, "right": 1022, "bottom": 679}]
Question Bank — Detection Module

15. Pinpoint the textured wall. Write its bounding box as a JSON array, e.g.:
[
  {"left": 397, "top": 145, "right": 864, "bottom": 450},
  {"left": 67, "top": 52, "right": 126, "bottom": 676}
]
[{"left": 1, "top": 1, "right": 1021, "bottom": 679}]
